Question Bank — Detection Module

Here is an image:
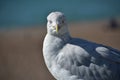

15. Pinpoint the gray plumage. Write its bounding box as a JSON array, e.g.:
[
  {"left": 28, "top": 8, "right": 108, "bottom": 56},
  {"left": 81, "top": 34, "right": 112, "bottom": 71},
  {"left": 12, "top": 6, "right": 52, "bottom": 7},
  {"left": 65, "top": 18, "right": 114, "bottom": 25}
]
[{"left": 43, "top": 12, "right": 120, "bottom": 80}]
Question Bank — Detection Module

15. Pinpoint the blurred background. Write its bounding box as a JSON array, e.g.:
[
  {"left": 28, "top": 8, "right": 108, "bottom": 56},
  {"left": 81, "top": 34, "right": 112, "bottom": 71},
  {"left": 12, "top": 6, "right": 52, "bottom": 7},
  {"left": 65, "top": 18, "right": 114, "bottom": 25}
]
[{"left": 0, "top": 0, "right": 120, "bottom": 80}]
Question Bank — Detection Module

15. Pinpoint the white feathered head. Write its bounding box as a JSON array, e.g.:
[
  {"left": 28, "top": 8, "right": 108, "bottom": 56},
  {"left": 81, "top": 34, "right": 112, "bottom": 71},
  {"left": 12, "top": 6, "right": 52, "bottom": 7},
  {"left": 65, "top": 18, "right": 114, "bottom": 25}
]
[{"left": 47, "top": 12, "right": 69, "bottom": 36}]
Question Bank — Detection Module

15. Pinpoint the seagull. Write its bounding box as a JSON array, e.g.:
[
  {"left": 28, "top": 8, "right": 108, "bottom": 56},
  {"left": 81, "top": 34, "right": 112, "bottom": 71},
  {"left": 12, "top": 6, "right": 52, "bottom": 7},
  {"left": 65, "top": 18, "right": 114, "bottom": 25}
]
[{"left": 43, "top": 12, "right": 120, "bottom": 80}]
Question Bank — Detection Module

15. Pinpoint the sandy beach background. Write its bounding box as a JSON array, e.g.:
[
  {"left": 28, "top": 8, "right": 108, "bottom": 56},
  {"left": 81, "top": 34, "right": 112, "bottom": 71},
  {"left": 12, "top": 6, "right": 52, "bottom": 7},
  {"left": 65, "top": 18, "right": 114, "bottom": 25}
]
[{"left": 0, "top": 19, "right": 120, "bottom": 80}]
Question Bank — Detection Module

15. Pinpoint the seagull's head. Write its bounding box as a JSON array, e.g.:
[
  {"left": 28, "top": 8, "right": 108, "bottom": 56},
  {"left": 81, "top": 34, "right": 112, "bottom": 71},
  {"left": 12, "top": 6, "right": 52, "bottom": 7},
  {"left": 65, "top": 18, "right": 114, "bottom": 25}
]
[{"left": 47, "top": 12, "right": 69, "bottom": 36}]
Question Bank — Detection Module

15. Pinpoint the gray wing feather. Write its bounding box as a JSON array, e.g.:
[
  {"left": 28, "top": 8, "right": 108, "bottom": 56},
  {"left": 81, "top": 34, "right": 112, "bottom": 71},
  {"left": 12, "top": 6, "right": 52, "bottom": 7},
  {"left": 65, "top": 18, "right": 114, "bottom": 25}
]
[
  {"left": 56, "top": 38, "right": 120, "bottom": 80},
  {"left": 96, "top": 47, "right": 120, "bottom": 63}
]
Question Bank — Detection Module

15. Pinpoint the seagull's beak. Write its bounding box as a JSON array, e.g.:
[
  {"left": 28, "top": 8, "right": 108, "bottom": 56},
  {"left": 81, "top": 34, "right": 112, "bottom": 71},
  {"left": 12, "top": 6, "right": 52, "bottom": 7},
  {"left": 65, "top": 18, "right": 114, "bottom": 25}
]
[{"left": 56, "top": 25, "right": 59, "bottom": 33}]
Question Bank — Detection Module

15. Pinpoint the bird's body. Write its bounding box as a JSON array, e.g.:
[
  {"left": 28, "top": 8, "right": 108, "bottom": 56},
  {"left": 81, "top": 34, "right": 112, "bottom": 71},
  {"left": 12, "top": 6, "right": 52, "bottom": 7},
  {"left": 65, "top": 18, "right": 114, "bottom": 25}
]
[{"left": 43, "top": 12, "right": 120, "bottom": 80}]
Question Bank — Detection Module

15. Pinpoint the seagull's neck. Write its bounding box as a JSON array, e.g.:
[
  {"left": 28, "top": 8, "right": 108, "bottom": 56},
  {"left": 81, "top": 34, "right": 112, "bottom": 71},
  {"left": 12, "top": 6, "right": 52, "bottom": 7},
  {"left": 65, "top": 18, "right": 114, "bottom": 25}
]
[
  {"left": 43, "top": 32, "right": 71, "bottom": 56},
  {"left": 46, "top": 32, "right": 71, "bottom": 44},
  {"left": 57, "top": 32, "right": 71, "bottom": 42}
]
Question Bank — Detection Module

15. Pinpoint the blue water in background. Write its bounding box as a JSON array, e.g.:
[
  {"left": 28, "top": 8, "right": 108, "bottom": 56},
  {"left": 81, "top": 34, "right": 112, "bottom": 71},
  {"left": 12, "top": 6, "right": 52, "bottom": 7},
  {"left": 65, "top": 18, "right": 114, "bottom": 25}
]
[{"left": 0, "top": 0, "right": 120, "bottom": 28}]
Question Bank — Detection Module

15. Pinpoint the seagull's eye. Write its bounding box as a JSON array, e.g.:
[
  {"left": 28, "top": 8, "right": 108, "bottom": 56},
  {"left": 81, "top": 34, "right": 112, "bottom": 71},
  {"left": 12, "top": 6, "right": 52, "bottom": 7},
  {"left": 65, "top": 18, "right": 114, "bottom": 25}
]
[
  {"left": 49, "top": 20, "right": 52, "bottom": 24},
  {"left": 62, "top": 20, "right": 64, "bottom": 24}
]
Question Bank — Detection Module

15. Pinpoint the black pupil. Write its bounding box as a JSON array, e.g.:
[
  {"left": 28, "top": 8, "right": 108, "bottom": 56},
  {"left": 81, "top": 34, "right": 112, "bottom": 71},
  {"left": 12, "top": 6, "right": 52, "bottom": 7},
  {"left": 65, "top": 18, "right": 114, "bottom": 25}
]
[
  {"left": 49, "top": 20, "right": 52, "bottom": 23},
  {"left": 62, "top": 20, "right": 64, "bottom": 23}
]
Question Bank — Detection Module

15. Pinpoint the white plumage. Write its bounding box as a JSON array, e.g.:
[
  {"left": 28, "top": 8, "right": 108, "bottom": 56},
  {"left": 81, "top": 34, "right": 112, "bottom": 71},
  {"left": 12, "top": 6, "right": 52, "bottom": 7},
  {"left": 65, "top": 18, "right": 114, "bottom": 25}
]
[{"left": 43, "top": 12, "right": 120, "bottom": 80}]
